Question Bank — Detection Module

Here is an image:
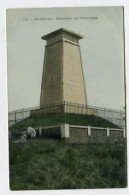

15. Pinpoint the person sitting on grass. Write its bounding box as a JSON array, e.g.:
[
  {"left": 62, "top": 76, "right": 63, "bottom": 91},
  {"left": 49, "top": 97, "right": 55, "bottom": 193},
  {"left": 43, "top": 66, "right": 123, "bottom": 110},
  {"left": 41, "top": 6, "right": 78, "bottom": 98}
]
[
  {"left": 27, "top": 127, "right": 36, "bottom": 138},
  {"left": 12, "top": 135, "right": 26, "bottom": 144}
]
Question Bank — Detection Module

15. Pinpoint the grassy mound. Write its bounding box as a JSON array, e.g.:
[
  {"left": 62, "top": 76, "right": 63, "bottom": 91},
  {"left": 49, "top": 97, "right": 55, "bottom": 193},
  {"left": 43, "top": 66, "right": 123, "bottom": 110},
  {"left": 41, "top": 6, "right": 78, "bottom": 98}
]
[
  {"left": 9, "top": 138, "right": 127, "bottom": 190},
  {"left": 10, "top": 112, "right": 119, "bottom": 131}
]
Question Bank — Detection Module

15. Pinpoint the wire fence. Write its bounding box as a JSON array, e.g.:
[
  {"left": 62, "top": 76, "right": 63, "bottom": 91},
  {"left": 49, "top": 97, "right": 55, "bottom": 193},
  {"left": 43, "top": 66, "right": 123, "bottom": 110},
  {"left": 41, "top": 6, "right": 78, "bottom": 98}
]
[{"left": 8, "top": 101, "right": 125, "bottom": 129}]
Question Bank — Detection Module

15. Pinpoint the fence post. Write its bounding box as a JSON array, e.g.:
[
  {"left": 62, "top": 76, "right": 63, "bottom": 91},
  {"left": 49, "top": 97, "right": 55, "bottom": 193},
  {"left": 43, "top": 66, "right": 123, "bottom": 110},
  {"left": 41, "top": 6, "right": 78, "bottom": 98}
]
[
  {"left": 22, "top": 108, "right": 24, "bottom": 120},
  {"left": 104, "top": 107, "right": 105, "bottom": 118},
  {"left": 39, "top": 127, "right": 42, "bottom": 136},
  {"left": 107, "top": 128, "right": 110, "bottom": 137},
  {"left": 123, "top": 129, "right": 125, "bottom": 138},
  {"left": 88, "top": 126, "right": 91, "bottom": 136},
  {"left": 61, "top": 124, "right": 69, "bottom": 138},
  {"left": 15, "top": 111, "right": 16, "bottom": 125}
]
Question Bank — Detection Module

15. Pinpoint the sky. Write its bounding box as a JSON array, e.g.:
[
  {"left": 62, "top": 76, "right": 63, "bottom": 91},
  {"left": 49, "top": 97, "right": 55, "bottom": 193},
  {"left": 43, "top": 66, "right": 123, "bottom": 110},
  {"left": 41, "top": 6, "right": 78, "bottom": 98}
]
[{"left": 7, "top": 7, "right": 125, "bottom": 112}]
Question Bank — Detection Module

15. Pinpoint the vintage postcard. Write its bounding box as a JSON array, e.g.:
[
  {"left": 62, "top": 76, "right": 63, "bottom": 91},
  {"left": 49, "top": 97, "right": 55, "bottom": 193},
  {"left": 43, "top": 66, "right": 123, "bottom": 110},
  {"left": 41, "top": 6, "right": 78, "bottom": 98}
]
[{"left": 7, "top": 7, "right": 127, "bottom": 190}]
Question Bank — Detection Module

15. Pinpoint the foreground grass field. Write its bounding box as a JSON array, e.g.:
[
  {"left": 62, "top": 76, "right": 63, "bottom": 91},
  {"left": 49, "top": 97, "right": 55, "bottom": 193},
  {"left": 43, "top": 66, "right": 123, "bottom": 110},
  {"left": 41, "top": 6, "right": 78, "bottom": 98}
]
[{"left": 9, "top": 138, "right": 127, "bottom": 190}]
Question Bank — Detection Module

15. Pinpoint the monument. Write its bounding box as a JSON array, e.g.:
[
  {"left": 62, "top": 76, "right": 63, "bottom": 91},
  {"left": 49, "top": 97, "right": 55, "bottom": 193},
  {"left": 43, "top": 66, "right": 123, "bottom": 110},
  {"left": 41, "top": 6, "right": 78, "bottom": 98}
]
[
  {"left": 31, "top": 28, "right": 95, "bottom": 115},
  {"left": 40, "top": 28, "right": 86, "bottom": 107}
]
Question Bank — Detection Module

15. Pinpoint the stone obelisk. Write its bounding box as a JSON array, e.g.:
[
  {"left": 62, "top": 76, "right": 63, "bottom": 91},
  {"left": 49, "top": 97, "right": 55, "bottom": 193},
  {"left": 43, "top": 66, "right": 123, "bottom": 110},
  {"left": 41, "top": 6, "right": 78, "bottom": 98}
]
[{"left": 40, "top": 28, "right": 86, "bottom": 107}]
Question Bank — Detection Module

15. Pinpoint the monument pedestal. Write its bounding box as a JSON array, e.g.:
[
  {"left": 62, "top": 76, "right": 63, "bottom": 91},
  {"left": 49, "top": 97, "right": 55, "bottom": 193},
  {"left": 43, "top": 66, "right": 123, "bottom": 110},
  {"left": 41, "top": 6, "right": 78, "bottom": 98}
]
[
  {"left": 40, "top": 28, "right": 86, "bottom": 108},
  {"left": 31, "top": 28, "right": 96, "bottom": 116}
]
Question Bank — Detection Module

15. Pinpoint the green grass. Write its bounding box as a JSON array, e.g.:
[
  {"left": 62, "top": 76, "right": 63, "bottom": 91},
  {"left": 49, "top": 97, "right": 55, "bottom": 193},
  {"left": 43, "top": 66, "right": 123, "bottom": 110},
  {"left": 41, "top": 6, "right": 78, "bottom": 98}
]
[
  {"left": 9, "top": 138, "right": 127, "bottom": 190},
  {"left": 10, "top": 113, "right": 119, "bottom": 132}
]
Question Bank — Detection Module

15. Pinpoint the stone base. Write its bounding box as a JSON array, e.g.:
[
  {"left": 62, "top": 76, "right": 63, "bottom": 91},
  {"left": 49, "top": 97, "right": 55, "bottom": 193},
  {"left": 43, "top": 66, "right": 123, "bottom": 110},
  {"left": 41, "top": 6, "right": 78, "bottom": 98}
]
[
  {"left": 34, "top": 124, "right": 125, "bottom": 144},
  {"left": 30, "top": 104, "right": 97, "bottom": 116}
]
